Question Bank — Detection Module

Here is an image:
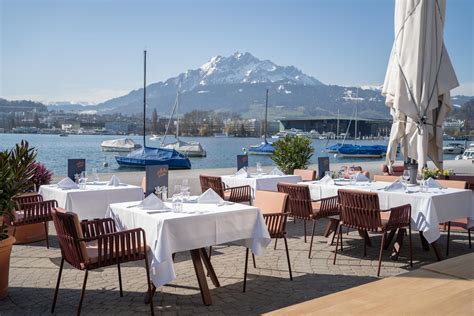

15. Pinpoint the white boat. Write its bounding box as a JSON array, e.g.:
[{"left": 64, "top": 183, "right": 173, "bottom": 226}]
[
  {"left": 455, "top": 147, "right": 474, "bottom": 160},
  {"left": 163, "top": 140, "right": 206, "bottom": 157},
  {"left": 101, "top": 138, "right": 142, "bottom": 152},
  {"left": 149, "top": 134, "right": 161, "bottom": 141},
  {"left": 442, "top": 143, "right": 464, "bottom": 154}
]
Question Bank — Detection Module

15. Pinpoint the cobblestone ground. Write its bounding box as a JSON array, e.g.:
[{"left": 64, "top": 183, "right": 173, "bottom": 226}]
[{"left": 1, "top": 219, "right": 472, "bottom": 316}]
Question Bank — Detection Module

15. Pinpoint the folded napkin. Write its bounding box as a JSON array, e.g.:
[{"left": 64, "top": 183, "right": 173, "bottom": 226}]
[
  {"left": 57, "top": 177, "right": 79, "bottom": 189},
  {"left": 270, "top": 167, "right": 285, "bottom": 176},
  {"left": 198, "top": 188, "right": 225, "bottom": 204},
  {"left": 425, "top": 177, "right": 443, "bottom": 189},
  {"left": 233, "top": 168, "right": 250, "bottom": 178},
  {"left": 107, "top": 175, "right": 121, "bottom": 186},
  {"left": 355, "top": 172, "right": 369, "bottom": 182},
  {"left": 138, "top": 194, "right": 169, "bottom": 210},
  {"left": 384, "top": 180, "right": 405, "bottom": 192},
  {"left": 319, "top": 174, "right": 335, "bottom": 185}
]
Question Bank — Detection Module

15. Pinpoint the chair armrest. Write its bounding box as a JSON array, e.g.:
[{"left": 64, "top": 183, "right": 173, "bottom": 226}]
[
  {"left": 313, "top": 195, "right": 339, "bottom": 218},
  {"left": 13, "top": 200, "right": 57, "bottom": 224},
  {"left": 385, "top": 204, "right": 411, "bottom": 230},
  {"left": 225, "top": 185, "right": 252, "bottom": 203},
  {"left": 262, "top": 213, "right": 290, "bottom": 235},
  {"left": 80, "top": 218, "right": 117, "bottom": 238}
]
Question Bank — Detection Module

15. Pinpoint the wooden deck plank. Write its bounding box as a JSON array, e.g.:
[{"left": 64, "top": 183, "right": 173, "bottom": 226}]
[{"left": 420, "top": 252, "right": 474, "bottom": 280}]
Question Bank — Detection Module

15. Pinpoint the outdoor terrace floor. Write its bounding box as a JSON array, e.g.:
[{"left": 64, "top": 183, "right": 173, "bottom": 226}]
[{"left": 1, "top": 219, "right": 472, "bottom": 315}]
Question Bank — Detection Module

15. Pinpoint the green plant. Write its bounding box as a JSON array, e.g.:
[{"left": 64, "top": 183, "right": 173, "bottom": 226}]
[
  {"left": 0, "top": 141, "right": 37, "bottom": 240},
  {"left": 26, "top": 162, "right": 53, "bottom": 191},
  {"left": 271, "top": 135, "right": 314, "bottom": 174}
]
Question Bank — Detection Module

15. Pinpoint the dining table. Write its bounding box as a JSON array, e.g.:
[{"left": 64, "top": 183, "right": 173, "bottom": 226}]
[
  {"left": 39, "top": 182, "right": 144, "bottom": 220},
  {"left": 300, "top": 179, "right": 474, "bottom": 259},
  {"left": 221, "top": 173, "right": 302, "bottom": 197},
  {"left": 105, "top": 199, "right": 271, "bottom": 305}
]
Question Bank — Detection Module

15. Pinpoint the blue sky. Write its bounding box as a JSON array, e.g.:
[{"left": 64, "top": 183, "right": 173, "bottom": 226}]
[{"left": 1, "top": 0, "right": 473, "bottom": 103}]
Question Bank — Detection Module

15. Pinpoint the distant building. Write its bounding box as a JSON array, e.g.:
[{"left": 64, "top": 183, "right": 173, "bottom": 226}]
[
  {"left": 105, "top": 122, "right": 131, "bottom": 134},
  {"left": 279, "top": 116, "right": 391, "bottom": 138},
  {"left": 443, "top": 119, "right": 464, "bottom": 134}
]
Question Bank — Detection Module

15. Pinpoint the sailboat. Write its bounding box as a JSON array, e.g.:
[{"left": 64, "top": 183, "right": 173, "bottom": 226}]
[
  {"left": 248, "top": 89, "right": 275, "bottom": 155},
  {"left": 161, "top": 86, "right": 207, "bottom": 157},
  {"left": 115, "top": 51, "right": 191, "bottom": 169},
  {"left": 331, "top": 88, "right": 387, "bottom": 158}
]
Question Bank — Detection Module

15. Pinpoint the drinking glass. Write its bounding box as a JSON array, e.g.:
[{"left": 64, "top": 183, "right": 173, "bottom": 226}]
[
  {"left": 79, "top": 177, "right": 87, "bottom": 190},
  {"left": 92, "top": 168, "right": 100, "bottom": 183},
  {"left": 81, "top": 171, "right": 87, "bottom": 179},
  {"left": 180, "top": 184, "right": 190, "bottom": 201},
  {"left": 416, "top": 171, "right": 423, "bottom": 185},
  {"left": 256, "top": 162, "right": 263, "bottom": 176},
  {"left": 174, "top": 184, "right": 182, "bottom": 196},
  {"left": 172, "top": 194, "right": 183, "bottom": 212},
  {"left": 402, "top": 170, "right": 410, "bottom": 184}
]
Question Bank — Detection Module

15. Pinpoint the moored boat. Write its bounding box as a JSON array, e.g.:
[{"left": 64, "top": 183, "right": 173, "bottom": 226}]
[{"left": 101, "top": 138, "right": 142, "bottom": 152}]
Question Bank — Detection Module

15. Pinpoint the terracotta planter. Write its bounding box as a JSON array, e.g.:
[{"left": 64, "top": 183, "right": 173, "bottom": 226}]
[
  {"left": 11, "top": 223, "right": 46, "bottom": 244},
  {"left": 0, "top": 236, "right": 16, "bottom": 300}
]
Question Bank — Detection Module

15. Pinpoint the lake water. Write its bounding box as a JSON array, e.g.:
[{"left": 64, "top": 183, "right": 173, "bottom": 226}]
[{"left": 0, "top": 133, "right": 466, "bottom": 175}]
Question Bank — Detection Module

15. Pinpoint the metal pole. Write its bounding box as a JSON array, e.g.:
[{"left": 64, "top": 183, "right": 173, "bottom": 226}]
[
  {"left": 264, "top": 89, "right": 268, "bottom": 142},
  {"left": 143, "top": 50, "right": 147, "bottom": 147}
]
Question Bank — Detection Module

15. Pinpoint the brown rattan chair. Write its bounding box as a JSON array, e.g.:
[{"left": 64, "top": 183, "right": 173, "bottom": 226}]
[
  {"left": 199, "top": 175, "right": 252, "bottom": 204},
  {"left": 373, "top": 175, "right": 400, "bottom": 182},
  {"left": 293, "top": 169, "right": 317, "bottom": 181},
  {"left": 9, "top": 194, "right": 56, "bottom": 248},
  {"left": 277, "top": 183, "right": 339, "bottom": 258},
  {"left": 243, "top": 190, "right": 292, "bottom": 292},
  {"left": 51, "top": 208, "right": 154, "bottom": 315},
  {"left": 334, "top": 189, "right": 412, "bottom": 276},
  {"left": 436, "top": 179, "right": 471, "bottom": 256},
  {"left": 381, "top": 164, "right": 405, "bottom": 176}
]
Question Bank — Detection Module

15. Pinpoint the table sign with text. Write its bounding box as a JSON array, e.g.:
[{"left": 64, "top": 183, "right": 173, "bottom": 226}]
[
  {"left": 145, "top": 165, "right": 169, "bottom": 196},
  {"left": 317, "top": 157, "right": 330, "bottom": 180},
  {"left": 237, "top": 155, "right": 249, "bottom": 171},
  {"left": 67, "top": 159, "right": 86, "bottom": 181}
]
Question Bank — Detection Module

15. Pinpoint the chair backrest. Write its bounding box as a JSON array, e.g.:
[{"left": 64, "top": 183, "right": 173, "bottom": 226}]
[
  {"left": 277, "top": 183, "right": 313, "bottom": 219},
  {"left": 14, "top": 200, "right": 57, "bottom": 224},
  {"left": 436, "top": 179, "right": 467, "bottom": 189},
  {"left": 13, "top": 193, "right": 43, "bottom": 207},
  {"left": 381, "top": 164, "right": 405, "bottom": 176},
  {"left": 254, "top": 190, "right": 288, "bottom": 214},
  {"left": 337, "top": 189, "right": 381, "bottom": 232},
  {"left": 199, "top": 175, "right": 225, "bottom": 198},
  {"left": 374, "top": 175, "right": 400, "bottom": 183},
  {"left": 293, "top": 169, "right": 316, "bottom": 181},
  {"left": 52, "top": 208, "right": 89, "bottom": 269}
]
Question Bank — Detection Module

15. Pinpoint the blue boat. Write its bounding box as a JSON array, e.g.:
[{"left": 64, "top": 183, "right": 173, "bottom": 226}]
[
  {"left": 115, "top": 50, "right": 191, "bottom": 170},
  {"left": 115, "top": 146, "right": 191, "bottom": 169},
  {"left": 248, "top": 141, "right": 275, "bottom": 155},
  {"left": 336, "top": 144, "right": 387, "bottom": 158},
  {"left": 326, "top": 143, "right": 353, "bottom": 153}
]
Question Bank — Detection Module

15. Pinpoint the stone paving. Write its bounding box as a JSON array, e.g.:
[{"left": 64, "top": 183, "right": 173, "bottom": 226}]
[{"left": 1, "top": 219, "right": 472, "bottom": 316}]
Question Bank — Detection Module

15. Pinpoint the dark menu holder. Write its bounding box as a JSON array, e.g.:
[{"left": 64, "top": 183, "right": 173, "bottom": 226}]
[
  {"left": 237, "top": 155, "right": 249, "bottom": 171},
  {"left": 145, "top": 165, "right": 169, "bottom": 197},
  {"left": 317, "top": 157, "right": 330, "bottom": 180},
  {"left": 67, "top": 159, "right": 86, "bottom": 181}
]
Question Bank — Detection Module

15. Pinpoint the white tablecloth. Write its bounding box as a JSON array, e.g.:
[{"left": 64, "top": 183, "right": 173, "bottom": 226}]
[
  {"left": 221, "top": 174, "right": 302, "bottom": 196},
  {"left": 39, "top": 183, "right": 143, "bottom": 220},
  {"left": 106, "top": 201, "right": 271, "bottom": 288},
  {"left": 301, "top": 180, "right": 474, "bottom": 243}
]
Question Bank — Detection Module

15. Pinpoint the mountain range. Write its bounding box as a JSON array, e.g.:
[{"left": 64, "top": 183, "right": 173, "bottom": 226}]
[{"left": 45, "top": 52, "right": 472, "bottom": 120}]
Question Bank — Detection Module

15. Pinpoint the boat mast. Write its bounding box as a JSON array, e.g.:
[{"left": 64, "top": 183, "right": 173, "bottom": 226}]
[
  {"left": 143, "top": 50, "right": 147, "bottom": 147},
  {"left": 354, "top": 88, "right": 358, "bottom": 145},
  {"left": 336, "top": 109, "right": 340, "bottom": 139},
  {"left": 264, "top": 89, "right": 269, "bottom": 143}
]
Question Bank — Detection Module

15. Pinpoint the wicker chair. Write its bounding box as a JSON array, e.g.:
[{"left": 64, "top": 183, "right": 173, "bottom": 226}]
[
  {"left": 277, "top": 183, "right": 339, "bottom": 258},
  {"left": 341, "top": 166, "right": 370, "bottom": 179},
  {"left": 199, "top": 175, "right": 252, "bottom": 204},
  {"left": 51, "top": 208, "right": 154, "bottom": 315},
  {"left": 243, "top": 190, "right": 291, "bottom": 292},
  {"left": 8, "top": 194, "right": 56, "bottom": 248},
  {"left": 293, "top": 169, "right": 317, "bottom": 181},
  {"left": 436, "top": 179, "right": 471, "bottom": 256},
  {"left": 381, "top": 164, "right": 405, "bottom": 176},
  {"left": 334, "top": 189, "right": 412, "bottom": 276},
  {"left": 373, "top": 175, "right": 400, "bottom": 182}
]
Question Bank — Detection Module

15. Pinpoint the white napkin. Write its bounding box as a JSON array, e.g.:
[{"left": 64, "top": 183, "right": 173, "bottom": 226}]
[
  {"left": 138, "top": 194, "right": 169, "bottom": 210},
  {"left": 233, "top": 168, "right": 250, "bottom": 178},
  {"left": 198, "top": 188, "right": 225, "bottom": 204},
  {"left": 57, "top": 177, "right": 79, "bottom": 189},
  {"left": 425, "top": 177, "right": 443, "bottom": 189},
  {"left": 384, "top": 180, "right": 405, "bottom": 192},
  {"left": 270, "top": 167, "right": 285, "bottom": 176},
  {"left": 319, "top": 175, "right": 335, "bottom": 185},
  {"left": 107, "top": 175, "right": 121, "bottom": 186},
  {"left": 355, "top": 172, "right": 369, "bottom": 182}
]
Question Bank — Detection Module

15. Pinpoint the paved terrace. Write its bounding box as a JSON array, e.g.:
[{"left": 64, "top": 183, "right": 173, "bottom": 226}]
[{"left": 1, "top": 219, "right": 472, "bottom": 315}]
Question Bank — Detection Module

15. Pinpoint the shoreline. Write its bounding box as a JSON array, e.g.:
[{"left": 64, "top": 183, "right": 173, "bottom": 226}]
[{"left": 52, "top": 159, "right": 473, "bottom": 195}]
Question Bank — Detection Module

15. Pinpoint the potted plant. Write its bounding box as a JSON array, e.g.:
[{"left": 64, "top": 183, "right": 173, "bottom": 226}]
[
  {"left": 0, "top": 141, "right": 37, "bottom": 299},
  {"left": 271, "top": 135, "right": 314, "bottom": 174},
  {"left": 26, "top": 162, "right": 53, "bottom": 192}
]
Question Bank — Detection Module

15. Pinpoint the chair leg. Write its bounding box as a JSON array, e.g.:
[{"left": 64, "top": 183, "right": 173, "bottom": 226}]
[
  {"left": 333, "top": 225, "right": 342, "bottom": 265},
  {"left": 446, "top": 221, "right": 451, "bottom": 257},
  {"left": 252, "top": 254, "right": 256, "bottom": 268},
  {"left": 363, "top": 235, "right": 367, "bottom": 257},
  {"left": 77, "top": 270, "right": 89, "bottom": 316},
  {"left": 44, "top": 221, "right": 49, "bottom": 249},
  {"left": 408, "top": 226, "right": 413, "bottom": 267},
  {"left": 51, "top": 257, "right": 64, "bottom": 313},
  {"left": 274, "top": 238, "right": 278, "bottom": 250},
  {"left": 117, "top": 263, "right": 123, "bottom": 297},
  {"left": 283, "top": 237, "right": 293, "bottom": 281},
  {"left": 243, "top": 248, "right": 249, "bottom": 292},
  {"left": 304, "top": 220, "right": 307, "bottom": 243},
  {"left": 208, "top": 246, "right": 212, "bottom": 261},
  {"left": 377, "top": 232, "right": 386, "bottom": 277},
  {"left": 144, "top": 254, "right": 155, "bottom": 315},
  {"left": 468, "top": 229, "right": 472, "bottom": 249},
  {"left": 308, "top": 220, "right": 317, "bottom": 259}
]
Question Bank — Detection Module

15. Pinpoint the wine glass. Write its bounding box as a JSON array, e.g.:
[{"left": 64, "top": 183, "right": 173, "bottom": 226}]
[
  {"left": 256, "top": 162, "right": 263, "bottom": 176},
  {"left": 92, "top": 168, "right": 100, "bottom": 183},
  {"left": 416, "top": 171, "right": 423, "bottom": 185},
  {"left": 402, "top": 170, "right": 410, "bottom": 184}
]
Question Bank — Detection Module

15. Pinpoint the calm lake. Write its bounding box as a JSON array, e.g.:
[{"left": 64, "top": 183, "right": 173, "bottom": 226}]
[{"left": 0, "top": 133, "right": 465, "bottom": 175}]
